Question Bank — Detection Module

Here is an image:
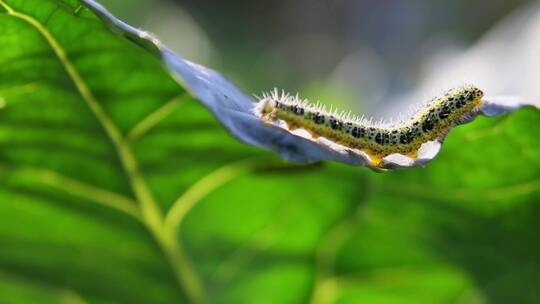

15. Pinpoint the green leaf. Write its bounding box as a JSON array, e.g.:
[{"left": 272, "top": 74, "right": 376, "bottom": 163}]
[
  {"left": 0, "top": 0, "right": 252, "bottom": 302},
  {"left": 0, "top": 1, "right": 539, "bottom": 304}
]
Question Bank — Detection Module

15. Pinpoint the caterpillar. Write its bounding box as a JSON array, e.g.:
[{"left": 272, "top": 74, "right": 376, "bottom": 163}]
[{"left": 254, "top": 85, "right": 484, "bottom": 167}]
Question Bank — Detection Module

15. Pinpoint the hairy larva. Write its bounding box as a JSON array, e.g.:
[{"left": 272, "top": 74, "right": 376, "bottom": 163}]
[{"left": 254, "top": 85, "right": 484, "bottom": 167}]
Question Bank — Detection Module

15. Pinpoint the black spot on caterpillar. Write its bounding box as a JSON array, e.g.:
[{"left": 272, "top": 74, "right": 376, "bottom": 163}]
[{"left": 254, "top": 85, "right": 484, "bottom": 167}]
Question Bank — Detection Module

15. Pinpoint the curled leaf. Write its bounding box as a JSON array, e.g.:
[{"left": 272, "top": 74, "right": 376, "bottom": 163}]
[{"left": 82, "top": 0, "right": 539, "bottom": 170}]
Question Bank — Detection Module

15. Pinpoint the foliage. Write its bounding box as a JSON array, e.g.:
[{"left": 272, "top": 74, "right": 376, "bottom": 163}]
[{"left": 0, "top": 1, "right": 538, "bottom": 303}]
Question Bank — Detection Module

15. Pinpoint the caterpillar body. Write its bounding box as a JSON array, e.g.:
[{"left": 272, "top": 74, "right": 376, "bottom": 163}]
[{"left": 254, "top": 85, "right": 484, "bottom": 167}]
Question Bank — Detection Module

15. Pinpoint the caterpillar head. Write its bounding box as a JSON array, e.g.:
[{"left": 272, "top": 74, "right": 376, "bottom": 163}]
[
  {"left": 440, "top": 85, "right": 484, "bottom": 113},
  {"left": 461, "top": 85, "right": 484, "bottom": 108},
  {"left": 469, "top": 86, "right": 484, "bottom": 107},
  {"left": 449, "top": 85, "right": 484, "bottom": 124}
]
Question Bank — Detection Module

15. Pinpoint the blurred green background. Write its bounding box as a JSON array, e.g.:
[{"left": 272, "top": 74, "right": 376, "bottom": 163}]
[{"left": 0, "top": 1, "right": 539, "bottom": 304}]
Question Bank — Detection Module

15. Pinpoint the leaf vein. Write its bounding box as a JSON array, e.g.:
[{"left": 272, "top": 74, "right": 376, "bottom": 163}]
[
  {"left": 127, "top": 92, "right": 189, "bottom": 142},
  {"left": 0, "top": 2, "right": 205, "bottom": 302},
  {"left": 0, "top": 163, "right": 140, "bottom": 218}
]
